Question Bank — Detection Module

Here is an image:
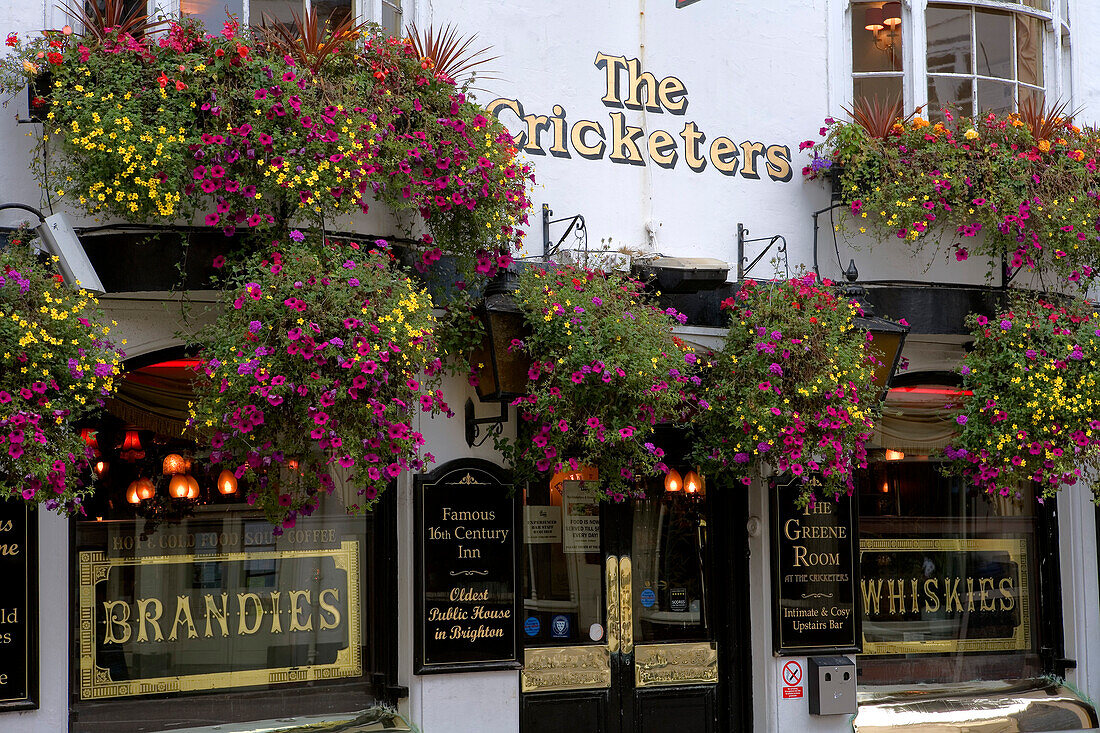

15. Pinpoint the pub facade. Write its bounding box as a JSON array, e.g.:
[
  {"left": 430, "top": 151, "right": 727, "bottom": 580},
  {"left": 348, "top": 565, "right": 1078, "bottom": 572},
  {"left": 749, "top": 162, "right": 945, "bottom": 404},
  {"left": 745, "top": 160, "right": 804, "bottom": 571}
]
[{"left": 3, "top": 0, "right": 1100, "bottom": 732}]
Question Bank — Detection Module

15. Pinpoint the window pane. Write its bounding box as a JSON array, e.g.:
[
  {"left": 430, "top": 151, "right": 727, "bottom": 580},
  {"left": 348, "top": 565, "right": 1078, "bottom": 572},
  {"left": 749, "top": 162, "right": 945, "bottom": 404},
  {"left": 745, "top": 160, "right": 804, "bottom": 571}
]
[
  {"left": 927, "top": 5, "right": 973, "bottom": 75},
  {"left": 928, "top": 75, "right": 973, "bottom": 119},
  {"left": 1061, "top": 0, "right": 1070, "bottom": 24},
  {"left": 1016, "top": 14, "right": 1043, "bottom": 87},
  {"left": 852, "top": 2, "right": 903, "bottom": 73},
  {"left": 252, "top": 0, "right": 300, "bottom": 25},
  {"left": 313, "top": 0, "right": 353, "bottom": 28},
  {"left": 181, "top": 0, "right": 245, "bottom": 33},
  {"left": 1019, "top": 85, "right": 1045, "bottom": 112},
  {"left": 854, "top": 76, "right": 903, "bottom": 108},
  {"left": 976, "top": 10, "right": 1013, "bottom": 79},
  {"left": 977, "top": 78, "right": 1015, "bottom": 115},
  {"left": 381, "top": 0, "right": 402, "bottom": 38}
]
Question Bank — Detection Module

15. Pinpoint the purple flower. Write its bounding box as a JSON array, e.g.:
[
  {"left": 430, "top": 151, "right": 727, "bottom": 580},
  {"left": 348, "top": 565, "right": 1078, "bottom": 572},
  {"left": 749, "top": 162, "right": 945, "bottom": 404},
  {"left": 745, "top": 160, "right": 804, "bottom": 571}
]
[
  {"left": 956, "top": 415, "right": 968, "bottom": 425},
  {"left": 1000, "top": 319, "right": 1012, "bottom": 330},
  {"left": 248, "top": 320, "right": 262, "bottom": 333}
]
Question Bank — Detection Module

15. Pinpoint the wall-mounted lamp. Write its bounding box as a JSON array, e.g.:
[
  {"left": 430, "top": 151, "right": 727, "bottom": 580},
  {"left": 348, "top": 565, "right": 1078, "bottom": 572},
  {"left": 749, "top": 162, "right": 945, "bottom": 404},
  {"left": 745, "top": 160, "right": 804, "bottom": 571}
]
[
  {"left": 865, "top": 2, "right": 901, "bottom": 52},
  {"left": 843, "top": 260, "right": 910, "bottom": 400},
  {"left": 0, "top": 204, "right": 104, "bottom": 294}
]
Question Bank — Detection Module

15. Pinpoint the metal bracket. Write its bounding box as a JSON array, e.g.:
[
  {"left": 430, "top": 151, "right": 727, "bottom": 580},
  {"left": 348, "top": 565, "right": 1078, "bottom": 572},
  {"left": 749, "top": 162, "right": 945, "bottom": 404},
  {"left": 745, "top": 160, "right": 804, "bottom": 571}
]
[
  {"left": 736, "top": 222, "right": 788, "bottom": 281},
  {"left": 542, "top": 203, "right": 588, "bottom": 261},
  {"left": 464, "top": 398, "right": 509, "bottom": 448}
]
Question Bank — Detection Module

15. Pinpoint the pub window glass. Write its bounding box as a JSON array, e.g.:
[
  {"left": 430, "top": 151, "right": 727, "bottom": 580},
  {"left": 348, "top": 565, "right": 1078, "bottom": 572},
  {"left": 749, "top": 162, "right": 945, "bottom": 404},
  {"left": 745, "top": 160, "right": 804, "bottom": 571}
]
[
  {"left": 856, "top": 457, "right": 1045, "bottom": 685},
  {"left": 925, "top": 3, "right": 1046, "bottom": 121},
  {"left": 851, "top": 2, "right": 904, "bottom": 109},
  {"left": 180, "top": 0, "right": 246, "bottom": 31},
  {"left": 521, "top": 479, "right": 605, "bottom": 647},
  {"left": 68, "top": 361, "right": 389, "bottom": 730}
]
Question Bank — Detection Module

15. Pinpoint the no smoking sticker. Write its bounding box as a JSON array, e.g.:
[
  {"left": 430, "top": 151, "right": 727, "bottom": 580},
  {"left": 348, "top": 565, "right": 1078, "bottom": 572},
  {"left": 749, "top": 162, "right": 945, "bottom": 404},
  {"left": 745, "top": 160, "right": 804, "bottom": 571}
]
[{"left": 781, "top": 660, "right": 803, "bottom": 699}]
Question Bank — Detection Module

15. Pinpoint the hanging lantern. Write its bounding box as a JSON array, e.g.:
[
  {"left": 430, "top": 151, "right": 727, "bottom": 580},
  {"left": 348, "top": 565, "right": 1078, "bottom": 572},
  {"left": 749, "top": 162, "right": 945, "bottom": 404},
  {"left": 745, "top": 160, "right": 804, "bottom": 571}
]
[
  {"left": 684, "top": 469, "right": 704, "bottom": 496},
  {"left": 185, "top": 475, "right": 200, "bottom": 500},
  {"left": 135, "top": 477, "right": 155, "bottom": 500},
  {"left": 168, "top": 475, "right": 189, "bottom": 499},
  {"left": 217, "top": 469, "right": 238, "bottom": 496},
  {"left": 119, "top": 430, "right": 145, "bottom": 462},
  {"left": 162, "top": 453, "right": 187, "bottom": 475},
  {"left": 126, "top": 481, "right": 140, "bottom": 504},
  {"left": 664, "top": 468, "right": 682, "bottom": 493}
]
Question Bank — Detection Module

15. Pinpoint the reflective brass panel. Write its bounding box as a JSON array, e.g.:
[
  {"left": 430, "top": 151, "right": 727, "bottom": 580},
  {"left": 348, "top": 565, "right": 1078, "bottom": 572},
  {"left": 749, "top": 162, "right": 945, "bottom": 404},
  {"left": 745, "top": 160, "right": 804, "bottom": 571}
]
[
  {"left": 521, "top": 646, "right": 612, "bottom": 692},
  {"left": 634, "top": 642, "right": 719, "bottom": 688},
  {"left": 619, "top": 556, "right": 633, "bottom": 655},
  {"left": 854, "top": 679, "right": 1099, "bottom": 732},
  {"left": 606, "top": 556, "right": 619, "bottom": 655}
]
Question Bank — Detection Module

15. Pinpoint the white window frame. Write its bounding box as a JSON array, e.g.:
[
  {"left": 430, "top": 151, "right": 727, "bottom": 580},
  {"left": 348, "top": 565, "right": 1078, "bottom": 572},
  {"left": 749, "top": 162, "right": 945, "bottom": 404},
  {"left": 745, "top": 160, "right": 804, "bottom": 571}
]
[{"left": 834, "top": 0, "right": 1071, "bottom": 116}]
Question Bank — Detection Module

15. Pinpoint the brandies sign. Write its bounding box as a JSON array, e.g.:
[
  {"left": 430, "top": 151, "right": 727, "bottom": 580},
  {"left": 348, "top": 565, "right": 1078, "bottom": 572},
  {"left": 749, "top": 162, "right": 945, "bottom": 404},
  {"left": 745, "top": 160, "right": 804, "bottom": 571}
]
[
  {"left": 771, "top": 479, "right": 860, "bottom": 655},
  {"left": 77, "top": 534, "right": 361, "bottom": 699},
  {"left": 0, "top": 501, "right": 37, "bottom": 711},
  {"left": 415, "top": 460, "right": 521, "bottom": 673}
]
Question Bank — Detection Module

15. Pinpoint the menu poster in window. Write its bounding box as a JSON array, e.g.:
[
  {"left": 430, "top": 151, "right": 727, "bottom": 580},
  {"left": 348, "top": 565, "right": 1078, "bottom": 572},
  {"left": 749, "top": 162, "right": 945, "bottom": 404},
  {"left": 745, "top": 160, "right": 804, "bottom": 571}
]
[
  {"left": 771, "top": 478, "right": 860, "bottom": 655},
  {"left": 562, "top": 481, "right": 600, "bottom": 553},
  {"left": 0, "top": 501, "right": 37, "bottom": 711},
  {"left": 415, "top": 460, "right": 521, "bottom": 674}
]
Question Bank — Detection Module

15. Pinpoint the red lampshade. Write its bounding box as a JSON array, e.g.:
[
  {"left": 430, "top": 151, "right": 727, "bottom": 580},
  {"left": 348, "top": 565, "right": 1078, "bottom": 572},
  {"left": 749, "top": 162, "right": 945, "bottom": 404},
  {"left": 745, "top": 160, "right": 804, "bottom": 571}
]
[
  {"left": 217, "top": 469, "right": 238, "bottom": 495},
  {"left": 120, "top": 430, "right": 145, "bottom": 462},
  {"left": 81, "top": 428, "right": 99, "bottom": 450},
  {"left": 864, "top": 7, "right": 884, "bottom": 32},
  {"left": 882, "top": 1, "right": 901, "bottom": 27}
]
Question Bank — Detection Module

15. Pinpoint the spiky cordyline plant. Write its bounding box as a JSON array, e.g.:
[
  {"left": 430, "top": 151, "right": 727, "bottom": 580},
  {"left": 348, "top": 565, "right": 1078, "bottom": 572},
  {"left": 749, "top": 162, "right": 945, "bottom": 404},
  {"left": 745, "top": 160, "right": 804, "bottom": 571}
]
[
  {"left": 406, "top": 23, "right": 498, "bottom": 87},
  {"left": 255, "top": 6, "right": 368, "bottom": 75}
]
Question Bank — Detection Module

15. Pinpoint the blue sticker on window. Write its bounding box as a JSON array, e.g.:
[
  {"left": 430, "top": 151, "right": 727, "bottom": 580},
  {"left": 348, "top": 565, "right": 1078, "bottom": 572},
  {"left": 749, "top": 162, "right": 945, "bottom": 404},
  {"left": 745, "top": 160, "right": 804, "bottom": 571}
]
[
  {"left": 524, "top": 616, "right": 541, "bottom": 636},
  {"left": 551, "top": 614, "right": 570, "bottom": 638},
  {"left": 640, "top": 588, "right": 657, "bottom": 608}
]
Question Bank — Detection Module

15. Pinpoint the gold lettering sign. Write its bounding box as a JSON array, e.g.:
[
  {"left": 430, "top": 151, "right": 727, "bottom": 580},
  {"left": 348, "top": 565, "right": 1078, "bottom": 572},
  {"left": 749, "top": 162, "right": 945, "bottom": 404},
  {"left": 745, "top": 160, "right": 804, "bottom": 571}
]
[
  {"left": 635, "top": 642, "right": 718, "bottom": 688},
  {"left": 522, "top": 646, "right": 611, "bottom": 692},
  {"left": 78, "top": 541, "right": 361, "bottom": 699},
  {"left": 859, "top": 538, "right": 1031, "bottom": 655}
]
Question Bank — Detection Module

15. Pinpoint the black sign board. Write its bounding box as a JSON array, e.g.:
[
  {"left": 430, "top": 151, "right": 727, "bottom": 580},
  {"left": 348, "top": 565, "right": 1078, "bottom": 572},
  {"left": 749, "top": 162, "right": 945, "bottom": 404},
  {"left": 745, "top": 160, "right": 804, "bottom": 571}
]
[
  {"left": 0, "top": 501, "right": 38, "bottom": 711},
  {"left": 414, "top": 459, "right": 521, "bottom": 674},
  {"left": 771, "top": 479, "right": 860, "bottom": 655}
]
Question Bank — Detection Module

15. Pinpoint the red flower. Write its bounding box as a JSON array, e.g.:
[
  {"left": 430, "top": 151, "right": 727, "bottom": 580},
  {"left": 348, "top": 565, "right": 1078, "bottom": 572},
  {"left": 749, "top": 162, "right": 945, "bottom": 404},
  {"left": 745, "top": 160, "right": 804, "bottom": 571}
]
[
  {"left": 47, "top": 52, "right": 63, "bottom": 65},
  {"left": 5, "top": 33, "right": 17, "bottom": 47},
  {"left": 236, "top": 44, "right": 249, "bottom": 58},
  {"left": 214, "top": 47, "right": 225, "bottom": 57}
]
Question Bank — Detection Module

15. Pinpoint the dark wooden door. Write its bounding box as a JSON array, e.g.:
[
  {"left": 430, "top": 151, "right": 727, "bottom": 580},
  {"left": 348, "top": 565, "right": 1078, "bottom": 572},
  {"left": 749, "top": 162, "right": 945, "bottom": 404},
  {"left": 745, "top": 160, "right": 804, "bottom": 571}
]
[{"left": 519, "top": 474, "right": 749, "bottom": 733}]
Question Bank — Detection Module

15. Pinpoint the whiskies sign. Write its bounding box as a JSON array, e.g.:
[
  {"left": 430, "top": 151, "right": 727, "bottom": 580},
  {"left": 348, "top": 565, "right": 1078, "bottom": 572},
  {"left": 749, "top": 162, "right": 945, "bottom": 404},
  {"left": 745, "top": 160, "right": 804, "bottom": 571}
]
[
  {"left": 0, "top": 501, "right": 37, "bottom": 711},
  {"left": 771, "top": 478, "right": 861, "bottom": 655},
  {"left": 415, "top": 460, "right": 521, "bottom": 674}
]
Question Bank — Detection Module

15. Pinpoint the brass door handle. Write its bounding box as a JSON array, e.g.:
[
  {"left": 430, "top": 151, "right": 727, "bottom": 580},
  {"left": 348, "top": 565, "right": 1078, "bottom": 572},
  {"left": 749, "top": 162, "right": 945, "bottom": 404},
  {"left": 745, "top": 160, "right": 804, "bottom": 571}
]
[
  {"left": 619, "top": 555, "right": 633, "bottom": 655},
  {"left": 606, "top": 555, "right": 620, "bottom": 655}
]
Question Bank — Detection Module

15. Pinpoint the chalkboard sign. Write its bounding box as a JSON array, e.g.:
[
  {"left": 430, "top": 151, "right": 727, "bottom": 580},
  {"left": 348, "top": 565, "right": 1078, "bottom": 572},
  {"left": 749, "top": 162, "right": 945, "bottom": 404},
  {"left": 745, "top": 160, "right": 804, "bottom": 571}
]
[
  {"left": 414, "top": 460, "right": 521, "bottom": 674},
  {"left": 0, "top": 501, "right": 37, "bottom": 711},
  {"left": 771, "top": 478, "right": 860, "bottom": 655}
]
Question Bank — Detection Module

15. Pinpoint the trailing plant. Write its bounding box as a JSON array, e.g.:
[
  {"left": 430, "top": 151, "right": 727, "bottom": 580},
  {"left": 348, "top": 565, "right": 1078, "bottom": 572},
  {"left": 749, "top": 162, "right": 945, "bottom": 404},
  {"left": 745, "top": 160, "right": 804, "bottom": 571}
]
[
  {"left": 942, "top": 295, "right": 1100, "bottom": 499},
  {"left": 0, "top": 16, "right": 532, "bottom": 276},
  {"left": 0, "top": 235, "right": 124, "bottom": 512},
  {"left": 687, "top": 273, "right": 878, "bottom": 503},
  {"left": 803, "top": 107, "right": 1100, "bottom": 284},
  {"left": 188, "top": 233, "right": 449, "bottom": 527},
  {"left": 502, "top": 265, "right": 694, "bottom": 500}
]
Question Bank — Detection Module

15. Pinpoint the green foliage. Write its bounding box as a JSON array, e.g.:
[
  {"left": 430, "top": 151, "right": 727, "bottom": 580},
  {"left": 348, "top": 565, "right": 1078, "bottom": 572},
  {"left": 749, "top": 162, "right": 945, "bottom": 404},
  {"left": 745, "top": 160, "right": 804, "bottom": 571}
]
[
  {"left": 502, "top": 265, "right": 693, "bottom": 499},
  {"left": 688, "top": 274, "right": 878, "bottom": 503},
  {"left": 0, "top": 238, "right": 124, "bottom": 512}
]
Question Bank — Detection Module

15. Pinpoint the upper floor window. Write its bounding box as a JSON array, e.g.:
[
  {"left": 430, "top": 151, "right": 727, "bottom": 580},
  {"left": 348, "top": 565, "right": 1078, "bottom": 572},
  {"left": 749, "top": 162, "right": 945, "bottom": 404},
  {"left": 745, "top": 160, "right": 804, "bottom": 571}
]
[
  {"left": 926, "top": 3, "right": 1044, "bottom": 119},
  {"left": 849, "top": 1, "right": 1065, "bottom": 121},
  {"left": 178, "top": 0, "right": 400, "bottom": 38}
]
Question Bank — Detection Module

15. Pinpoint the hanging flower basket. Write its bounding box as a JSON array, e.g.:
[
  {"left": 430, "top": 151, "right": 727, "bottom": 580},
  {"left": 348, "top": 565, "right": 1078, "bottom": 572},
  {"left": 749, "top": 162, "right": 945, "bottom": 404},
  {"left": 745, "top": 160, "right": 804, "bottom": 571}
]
[
  {"left": 687, "top": 274, "right": 879, "bottom": 503},
  {"left": 0, "top": 17, "right": 533, "bottom": 276},
  {"left": 0, "top": 239, "right": 124, "bottom": 512},
  {"left": 187, "top": 234, "right": 449, "bottom": 528},
  {"left": 942, "top": 295, "right": 1100, "bottom": 498},
  {"left": 501, "top": 265, "right": 694, "bottom": 500}
]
